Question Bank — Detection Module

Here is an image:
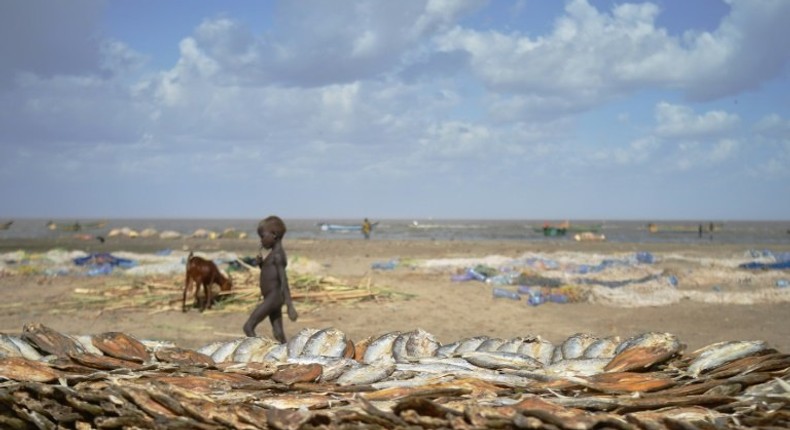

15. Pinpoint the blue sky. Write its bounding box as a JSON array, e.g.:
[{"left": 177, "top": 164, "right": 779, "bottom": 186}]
[{"left": 1, "top": 0, "right": 788, "bottom": 220}]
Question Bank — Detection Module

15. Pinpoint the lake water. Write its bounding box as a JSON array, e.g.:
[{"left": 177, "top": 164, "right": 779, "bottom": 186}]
[{"left": 2, "top": 218, "right": 789, "bottom": 245}]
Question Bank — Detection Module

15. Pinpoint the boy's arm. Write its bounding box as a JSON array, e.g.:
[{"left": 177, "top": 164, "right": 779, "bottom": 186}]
[{"left": 277, "top": 263, "right": 298, "bottom": 321}]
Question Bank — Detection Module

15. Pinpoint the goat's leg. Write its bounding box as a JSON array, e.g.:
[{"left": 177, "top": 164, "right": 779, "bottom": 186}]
[
  {"left": 197, "top": 282, "right": 207, "bottom": 312},
  {"left": 182, "top": 276, "right": 191, "bottom": 312},
  {"left": 205, "top": 280, "right": 214, "bottom": 311}
]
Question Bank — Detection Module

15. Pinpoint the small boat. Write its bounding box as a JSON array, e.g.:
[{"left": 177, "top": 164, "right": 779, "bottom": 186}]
[
  {"left": 574, "top": 232, "right": 606, "bottom": 242},
  {"left": 318, "top": 223, "right": 363, "bottom": 232},
  {"left": 534, "top": 226, "right": 567, "bottom": 237},
  {"left": 0, "top": 221, "right": 12, "bottom": 230}
]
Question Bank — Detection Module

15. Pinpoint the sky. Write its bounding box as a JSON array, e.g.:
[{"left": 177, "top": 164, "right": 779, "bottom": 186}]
[{"left": 1, "top": 0, "right": 789, "bottom": 221}]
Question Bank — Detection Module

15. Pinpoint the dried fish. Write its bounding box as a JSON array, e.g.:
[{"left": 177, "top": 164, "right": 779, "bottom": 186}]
[
  {"left": 560, "top": 333, "right": 600, "bottom": 360},
  {"left": 454, "top": 336, "right": 489, "bottom": 354},
  {"left": 392, "top": 329, "right": 439, "bottom": 363},
  {"left": 362, "top": 332, "right": 401, "bottom": 364},
  {"left": 22, "top": 323, "right": 85, "bottom": 358},
  {"left": 687, "top": 340, "right": 770, "bottom": 377},
  {"left": 302, "top": 328, "right": 347, "bottom": 358},
  {"left": 7, "top": 335, "right": 43, "bottom": 361},
  {"left": 154, "top": 347, "right": 214, "bottom": 366},
  {"left": 543, "top": 358, "right": 611, "bottom": 377},
  {"left": 436, "top": 341, "right": 459, "bottom": 357},
  {"left": 272, "top": 363, "right": 323, "bottom": 384},
  {"left": 353, "top": 335, "right": 373, "bottom": 361},
  {"left": 210, "top": 338, "right": 246, "bottom": 363},
  {"left": 476, "top": 338, "right": 506, "bottom": 352},
  {"left": 91, "top": 332, "right": 151, "bottom": 363},
  {"left": 0, "top": 357, "right": 61, "bottom": 382},
  {"left": 264, "top": 343, "right": 288, "bottom": 362},
  {"left": 461, "top": 351, "right": 543, "bottom": 371},
  {"left": 232, "top": 337, "right": 278, "bottom": 363},
  {"left": 0, "top": 334, "right": 23, "bottom": 358},
  {"left": 320, "top": 358, "right": 361, "bottom": 382},
  {"left": 415, "top": 356, "right": 483, "bottom": 371},
  {"left": 287, "top": 328, "right": 319, "bottom": 358},
  {"left": 336, "top": 363, "right": 396, "bottom": 386},
  {"left": 515, "top": 336, "right": 555, "bottom": 365},
  {"left": 395, "top": 361, "right": 482, "bottom": 375},
  {"left": 72, "top": 335, "right": 105, "bottom": 356},
  {"left": 614, "top": 332, "right": 681, "bottom": 355},
  {"left": 583, "top": 336, "right": 621, "bottom": 359},
  {"left": 195, "top": 340, "right": 225, "bottom": 357},
  {"left": 605, "top": 332, "right": 682, "bottom": 372}
]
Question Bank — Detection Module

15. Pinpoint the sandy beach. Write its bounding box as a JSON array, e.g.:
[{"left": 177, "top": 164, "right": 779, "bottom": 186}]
[{"left": 1, "top": 236, "right": 789, "bottom": 354}]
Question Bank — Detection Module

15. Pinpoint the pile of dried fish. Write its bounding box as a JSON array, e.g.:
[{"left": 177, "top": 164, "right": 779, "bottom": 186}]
[{"left": 1, "top": 323, "right": 788, "bottom": 429}]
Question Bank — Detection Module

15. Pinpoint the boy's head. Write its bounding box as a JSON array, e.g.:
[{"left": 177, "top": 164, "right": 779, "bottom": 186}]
[{"left": 258, "top": 216, "right": 286, "bottom": 248}]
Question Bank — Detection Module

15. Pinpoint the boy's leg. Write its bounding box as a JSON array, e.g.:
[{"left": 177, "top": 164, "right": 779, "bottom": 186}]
[
  {"left": 270, "top": 308, "right": 286, "bottom": 343},
  {"left": 243, "top": 294, "right": 280, "bottom": 337}
]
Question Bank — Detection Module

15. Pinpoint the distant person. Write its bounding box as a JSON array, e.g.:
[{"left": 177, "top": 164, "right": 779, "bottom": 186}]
[
  {"left": 362, "top": 218, "right": 372, "bottom": 239},
  {"left": 698, "top": 224, "right": 703, "bottom": 239},
  {"left": 243, "top": 216, "right": 298, "bottom": 342}
]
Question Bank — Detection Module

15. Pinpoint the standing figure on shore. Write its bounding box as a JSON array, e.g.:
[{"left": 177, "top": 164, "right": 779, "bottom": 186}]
[
  {"left": 362, "top": 218, "right": 372, "bottom": 239},
  {"left": 243, "top": 216, "right": 298, "bottom": 342}
]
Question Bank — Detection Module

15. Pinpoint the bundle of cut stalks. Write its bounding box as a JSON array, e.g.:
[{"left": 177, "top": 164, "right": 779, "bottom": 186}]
[{"left": 0, "top": 264, "right": 411, "bottom": 316}]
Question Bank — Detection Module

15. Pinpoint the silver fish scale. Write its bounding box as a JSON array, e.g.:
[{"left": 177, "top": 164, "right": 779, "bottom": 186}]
[
  {"left": 233, "top": 337, "right": 277, "bottom": 363},
  {"left": 391, "top": 333, "right": 410, "bottom": 362},
  {"left": 583, "top": 336, "right": 621, "bottom": 359},
  {"left": 436, "top": 341, "right": 460, "bottom": 357},
  {"left": 454, "top": 336, "right": 489, "bottom": 354},
  {"left": 560, "top": 333, "right": 600, "bottom": 360},
  {"left": 335, "top": 363, "right": 396, "bottom": 386},
  {"left": 0, "top": 334, "right": 23, "bottom": 358},
  {"left": 211, "top": 338, "right": 246, "bottom": 363},
  {"left": 497, "top": 337, "right": 529, "bottom": 354},
  {"left": 302, "top": 328, "right": 348, "bottom": 358},
  {"left": 614, "top": 332, "right": 680, "bottom": 355},
  {"left": 7, "top": 336, "right": 43, "bottom": 361},
  {"left": 687, "top": 340, "right": 769, "bottom": 377},
  {"left": 264, "top": 344, "right": 288, "bottom": 362},
  {"left": 399, "top": 329, "right": 440, "bottom": 362},
  {"left": 362, "top": 332, "right": 401, "bottom": 364},
  {"left": 196, "top": 340, "right": 225, "bottom": 357},
  {"left": 462, "top": 351, "right": 544, "bottom": 371},
  {"left": 476, "top": 338, "right": 506, "bottom": 352},
  {"left": 515, "top": 337, "right": 555, "bottom": 365},
  {"left": 287, "top": 328, "right": 319, "bottom": 358}
]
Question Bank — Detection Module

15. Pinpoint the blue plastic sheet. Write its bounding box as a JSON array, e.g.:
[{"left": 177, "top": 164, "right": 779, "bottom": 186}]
[
  {"left": 73, "top": 252, "right": 137, "bottom": 275},
  {"left": 73, "top": 253, "right": 136, "bottom": 268},
  {"left": 739, "top": 260, "right": 790, "bottom": 270}
]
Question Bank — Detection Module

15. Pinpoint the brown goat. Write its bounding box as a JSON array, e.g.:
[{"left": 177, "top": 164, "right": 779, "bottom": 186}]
[{"left": 183, "top": 252, "right": 232, "bottom": 312}]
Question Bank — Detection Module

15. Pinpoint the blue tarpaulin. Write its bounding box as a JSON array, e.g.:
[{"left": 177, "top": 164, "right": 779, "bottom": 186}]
[{"left": 73, "top": 253, "right": 137, "bottom": 275}]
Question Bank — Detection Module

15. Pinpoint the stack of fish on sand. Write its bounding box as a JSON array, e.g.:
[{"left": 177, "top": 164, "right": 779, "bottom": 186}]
[{"left": 0, "top": 323, "right": 788, "bottom": 429}]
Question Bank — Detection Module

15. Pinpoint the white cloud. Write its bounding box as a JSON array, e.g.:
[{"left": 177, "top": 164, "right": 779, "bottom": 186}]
[
  {"left": 654, "top": 102, "right": 740, "bottom": 139},
  {"left": 434, "top": 0, "right": 790, "bottom": 112}
]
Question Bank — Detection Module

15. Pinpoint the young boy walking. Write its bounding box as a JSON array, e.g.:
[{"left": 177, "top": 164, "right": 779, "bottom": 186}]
[{"left": 243, "top": 216, "right": 298, "bottom": 342}]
